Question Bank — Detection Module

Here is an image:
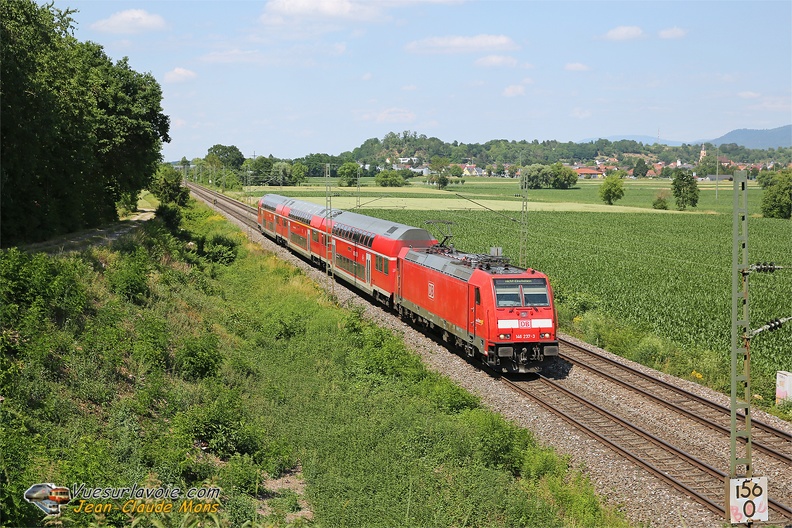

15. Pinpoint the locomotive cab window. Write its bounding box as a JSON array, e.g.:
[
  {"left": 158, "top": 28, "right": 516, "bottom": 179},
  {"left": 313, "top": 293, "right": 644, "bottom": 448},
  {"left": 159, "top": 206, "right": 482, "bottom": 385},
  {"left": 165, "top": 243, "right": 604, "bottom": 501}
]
[{"left": 494, "top": 278, "right": 549, "bottom": 308}]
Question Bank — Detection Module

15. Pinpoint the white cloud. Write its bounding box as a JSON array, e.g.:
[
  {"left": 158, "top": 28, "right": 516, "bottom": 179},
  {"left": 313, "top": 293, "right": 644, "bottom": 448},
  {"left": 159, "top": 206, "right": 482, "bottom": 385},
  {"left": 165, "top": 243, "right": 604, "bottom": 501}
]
[
  {"left": 571, "top": 108, "right": 592, "bottom": 119},
  {"left": 261, "top": 0, "right": 380, "bottom": 25},
  {"left": 503, "top": 85, "right": 525, "bottom": 97},
  {"left": 402, "top": 84, "right": 418, "bottom": 91},
  {"left": 659, "top": 26, "right": 686, "bottom": 39},
  {"left": 603, "top": 25, "right": 643, "bottom": 41},
  {"left": 361, "top": 72, "right": 373, "bottom": 81},
  {"left": 91, "top": 10, "right": 166, "bottom": 34},
  {"left": 405, "top": 34, "right": 518, "bottom": 54},
  {"left": 474, "top": 55, "right": 518, "bottom": 68},
  {"left": 164, "top": 68, "right": 197, "bottom": 83},
  {"left": 738, "top": 91, "right": 761, "bottom": 99},
  {"left": 565, "top": 62, "right": 590, "bottom": 72}
]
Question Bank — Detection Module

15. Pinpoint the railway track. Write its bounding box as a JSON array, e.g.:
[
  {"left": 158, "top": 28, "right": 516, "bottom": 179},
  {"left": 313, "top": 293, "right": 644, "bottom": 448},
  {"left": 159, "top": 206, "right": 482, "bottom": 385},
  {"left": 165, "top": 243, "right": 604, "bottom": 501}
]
[
  {"left": 557, "top": 338, "right": 792, "bottom": 467},
  {"left": 186, "top": 182, "right": 259, "bottom": 229},
  {"left": 189, "top": 182, "right": 792, "bottom": 524},
  {"left": 502, "top": 376, "right": 792, "bottom": 523}
]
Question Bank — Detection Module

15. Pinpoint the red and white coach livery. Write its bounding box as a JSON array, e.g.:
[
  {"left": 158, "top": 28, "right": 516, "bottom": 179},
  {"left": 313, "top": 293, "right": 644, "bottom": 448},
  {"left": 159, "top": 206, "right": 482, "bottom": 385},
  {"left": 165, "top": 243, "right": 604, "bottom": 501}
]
[{"left": 258, "top": 194, "right": 558, "bottom": 373}]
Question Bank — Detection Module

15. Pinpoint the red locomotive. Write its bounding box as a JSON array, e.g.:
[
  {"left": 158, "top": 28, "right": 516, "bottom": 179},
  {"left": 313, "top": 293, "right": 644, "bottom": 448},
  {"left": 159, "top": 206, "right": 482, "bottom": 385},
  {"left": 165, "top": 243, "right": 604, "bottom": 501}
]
[{"left": 258, "top": 194, "right": 558, "bottom": 373}]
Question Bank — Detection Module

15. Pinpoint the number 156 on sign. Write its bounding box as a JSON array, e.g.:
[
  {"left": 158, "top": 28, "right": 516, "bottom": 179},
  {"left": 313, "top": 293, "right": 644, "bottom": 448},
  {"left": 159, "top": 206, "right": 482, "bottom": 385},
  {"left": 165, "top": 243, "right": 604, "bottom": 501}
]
[{"left": 728, "top": 477, "right": 768, "bottom": 523}]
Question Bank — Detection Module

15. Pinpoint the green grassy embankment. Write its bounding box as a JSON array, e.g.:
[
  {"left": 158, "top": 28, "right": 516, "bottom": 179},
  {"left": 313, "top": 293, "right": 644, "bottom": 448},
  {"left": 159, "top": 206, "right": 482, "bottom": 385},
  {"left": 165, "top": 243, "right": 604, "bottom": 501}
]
[{"left": 0, "top": 199, "right": 628, "bottom": 527}]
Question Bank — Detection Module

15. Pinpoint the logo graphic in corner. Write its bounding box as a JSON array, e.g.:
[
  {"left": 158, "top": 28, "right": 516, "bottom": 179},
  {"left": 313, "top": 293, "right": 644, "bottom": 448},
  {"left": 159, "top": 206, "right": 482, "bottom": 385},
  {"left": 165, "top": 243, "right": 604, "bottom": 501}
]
[{"left": 24, "top": 483, "right": 71, "bottom": 516}]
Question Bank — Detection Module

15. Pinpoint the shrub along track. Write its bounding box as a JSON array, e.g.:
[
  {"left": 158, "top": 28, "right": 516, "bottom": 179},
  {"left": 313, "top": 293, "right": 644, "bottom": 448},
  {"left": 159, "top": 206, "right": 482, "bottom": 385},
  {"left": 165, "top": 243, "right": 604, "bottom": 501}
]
[{"left": 189, "top": 183, "right": 792, "bottom": 527}]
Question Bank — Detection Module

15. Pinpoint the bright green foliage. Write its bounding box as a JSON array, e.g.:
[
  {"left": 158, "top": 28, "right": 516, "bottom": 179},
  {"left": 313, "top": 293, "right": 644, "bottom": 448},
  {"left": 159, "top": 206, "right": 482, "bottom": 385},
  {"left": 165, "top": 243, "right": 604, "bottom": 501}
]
[
  {"left": 337, "top": 161, "right": 360, "bottom": 187},
  {"left": 291, "top": 161, "right": 308, "bottom": 186},
  {"left": 652, "top": 190, "right": 670, "bottom": 210},
  {"left": 599, "top": 174, "right": 625, "bottom": 204},
  {"left": 0, "top": 1, "right": 169, "bottom": 245},
  {"left": 149, "top": 163, "right": 190, "bottom": 205},
  {"left": 375, "top": 169, "right": 407, "bottom": 187},
  {"left": 175, "top": 330, "right": 222, "bottom": 380},
  {"left": 207, "top": 144, "right": 244, "bottom": 170},
  {"left": 760, "top": 171, "right": 792, "bottom": 219},
  {"left": 671, "top": 169, "right": 700, "bottom": 210},
  {"left": 548, "top": 162, "right": 579, "bottom": 189},
  {"left": 521, "top": 164, "right": 551, "bottom": 189},
  {"left": 105, "top": 247, "right": 150, "bottom": 303},
  {"left": 203, "top": 234, "right": 239, "bottom": 264},
  {"left": 520, "top": 162, "right": 578, "bottom": 189}
]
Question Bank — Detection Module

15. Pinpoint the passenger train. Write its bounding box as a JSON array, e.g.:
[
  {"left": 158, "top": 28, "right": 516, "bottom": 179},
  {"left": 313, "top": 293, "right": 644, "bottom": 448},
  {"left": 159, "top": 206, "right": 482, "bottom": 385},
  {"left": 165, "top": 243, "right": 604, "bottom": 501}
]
[{"left": 257, "top": 194, "right": 558, "bottom": 373}]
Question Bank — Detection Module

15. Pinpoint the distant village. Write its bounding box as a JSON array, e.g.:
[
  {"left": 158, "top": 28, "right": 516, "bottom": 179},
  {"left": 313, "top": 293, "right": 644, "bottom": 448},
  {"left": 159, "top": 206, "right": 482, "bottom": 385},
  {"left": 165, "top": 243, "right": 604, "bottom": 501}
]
[{"left": 389, "top": 145, "right": 785, "bottom": 181}]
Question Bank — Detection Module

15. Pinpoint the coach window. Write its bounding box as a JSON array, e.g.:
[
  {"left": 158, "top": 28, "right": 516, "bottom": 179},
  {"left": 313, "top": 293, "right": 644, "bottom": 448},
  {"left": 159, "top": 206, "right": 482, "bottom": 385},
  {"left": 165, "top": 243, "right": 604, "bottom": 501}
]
[
  {"left": 475, "top": 287, "right": 481, "bottom": 305},
  {"left": 312, "top": 231, "right": 319, "bottom": 243}
]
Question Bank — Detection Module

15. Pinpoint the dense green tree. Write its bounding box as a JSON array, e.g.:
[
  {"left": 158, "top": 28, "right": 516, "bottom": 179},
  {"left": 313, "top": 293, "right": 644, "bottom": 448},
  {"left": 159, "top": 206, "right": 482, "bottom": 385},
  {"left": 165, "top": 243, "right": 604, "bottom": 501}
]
[
  {"left": 149, "top": 163, "right": 189, "bottom": 205},
  {"left": 272, "top": 162, "right": 291, "bottom": 186},
  {"left": 757, "top": 170, "right": 777, "bottom": 189},
  {"left": 671, "top": 169, "right": 699, "bottom": 210},
  {"left": 599, "top": 175, "right": 625, "bottom": 205},
  {"left": 375, "top": 170, "right": 406, "bottom": 187},
  {"left": 247, "top": 156, "right": 274, "bottom": 184},
  {"left": 291, "top": 162, "right": 308, "bottom": 186},
  {"left": 760, "top": 172, "right": 792, "bottom": 219},
  {"left": 548, "top": 162, "right": 578, "bottom": 189},
  {"left": 521, "top": 164, "right": 551, "bottom": 189},
  {"left": 337, "top": 162, "right": 360, "bottom": 187},
  {"left": 449, "top": 165, "right": 464, "bottom": 178},
  {"left": 632, "top": 158, "right": 649, "bottom": 178},
  {"left": 207, "top": 144, "right": 244, "bottom": 170},
  {"left": 0, "top": 0, "right": 169, "bottom": 246}
]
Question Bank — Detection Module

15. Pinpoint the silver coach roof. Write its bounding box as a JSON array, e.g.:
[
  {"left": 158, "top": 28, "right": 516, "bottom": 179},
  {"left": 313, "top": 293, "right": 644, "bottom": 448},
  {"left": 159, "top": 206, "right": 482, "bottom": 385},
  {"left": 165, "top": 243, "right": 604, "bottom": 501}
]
[{"left": 262, "top": 194, "right": 434, "bottom": 242}]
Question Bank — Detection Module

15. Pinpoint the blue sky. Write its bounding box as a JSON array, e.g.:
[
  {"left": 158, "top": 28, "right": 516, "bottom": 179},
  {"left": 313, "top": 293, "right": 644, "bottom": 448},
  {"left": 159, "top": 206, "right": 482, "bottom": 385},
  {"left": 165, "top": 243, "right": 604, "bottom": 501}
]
[{"left": 49, "top": 0, "right": 792, "bottom": 162}]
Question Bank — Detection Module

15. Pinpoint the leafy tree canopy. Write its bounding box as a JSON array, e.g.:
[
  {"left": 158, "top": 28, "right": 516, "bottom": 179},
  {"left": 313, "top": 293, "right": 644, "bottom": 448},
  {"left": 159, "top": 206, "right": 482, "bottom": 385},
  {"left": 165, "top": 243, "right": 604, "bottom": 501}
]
[
  {"left": 149, "top": 163, "right": 189, "bottom": 206},
  {"left": 337, "top": 162, "right": 360, "bottom": 187},
  {"left": 207, "top": 144, "right": 244, "bottom": 170},
  {"left": 632, "top": 158, "right": 649, "bottom": 178},
  {"left": 760, "top": 170, "right": 792, "bottom": 219},
  {"left": 599, "top": 175, "right": 625, "bottom": 205},
  {"left": 0, "top": 0, "right": 169, "bottom": 245},
  {"left": 671, "top": 170, "right": 699, "bottom": 210}
]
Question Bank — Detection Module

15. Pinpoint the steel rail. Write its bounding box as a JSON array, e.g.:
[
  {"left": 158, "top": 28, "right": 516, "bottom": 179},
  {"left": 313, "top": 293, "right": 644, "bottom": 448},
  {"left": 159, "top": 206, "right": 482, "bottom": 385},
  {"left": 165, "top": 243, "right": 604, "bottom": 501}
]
[
  {"left": 502, "top": 376, "right": 792, "bottom": 522},
  {"left": 557, "top": 338, "right": 792, "bottom": 466}
]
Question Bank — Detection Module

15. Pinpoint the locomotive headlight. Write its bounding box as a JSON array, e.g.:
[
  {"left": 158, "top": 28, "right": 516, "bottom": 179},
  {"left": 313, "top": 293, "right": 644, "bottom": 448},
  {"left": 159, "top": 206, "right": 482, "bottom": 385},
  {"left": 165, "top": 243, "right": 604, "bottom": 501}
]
[
  {"left": 498, "top": 333, "right": 511, "bottom": 340},
  {"left": 540, "top": 332, "right": 551, "bottom": 339}
]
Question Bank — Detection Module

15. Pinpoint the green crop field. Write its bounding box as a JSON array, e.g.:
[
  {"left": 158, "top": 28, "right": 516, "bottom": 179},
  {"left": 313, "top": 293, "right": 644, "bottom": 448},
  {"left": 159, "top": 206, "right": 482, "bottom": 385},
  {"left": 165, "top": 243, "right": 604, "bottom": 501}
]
[{"left": 259, "top": 178, "right": 791, "bottom": 411}]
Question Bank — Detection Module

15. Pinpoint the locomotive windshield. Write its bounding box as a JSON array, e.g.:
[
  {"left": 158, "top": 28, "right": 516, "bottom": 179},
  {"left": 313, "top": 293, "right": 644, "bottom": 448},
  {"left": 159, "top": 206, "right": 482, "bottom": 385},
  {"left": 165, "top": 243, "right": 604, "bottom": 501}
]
[{"left": 494, "top": 278, "right": 549, "bottom": 307}]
